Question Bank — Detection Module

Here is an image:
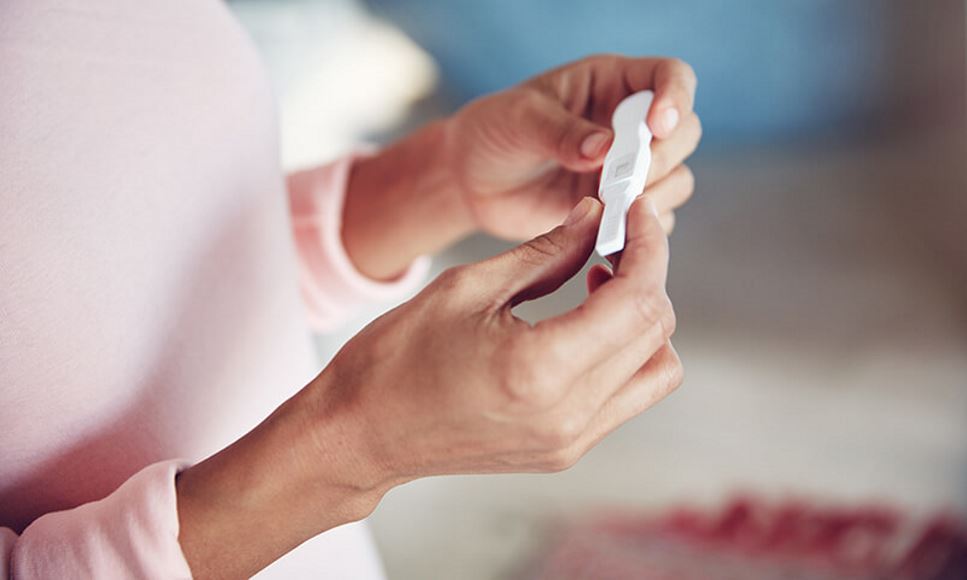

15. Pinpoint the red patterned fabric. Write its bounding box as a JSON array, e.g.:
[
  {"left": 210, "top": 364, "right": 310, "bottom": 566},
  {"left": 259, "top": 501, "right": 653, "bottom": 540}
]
[{"left": 532, "top": 498, "right": 967, "bottom": 579}]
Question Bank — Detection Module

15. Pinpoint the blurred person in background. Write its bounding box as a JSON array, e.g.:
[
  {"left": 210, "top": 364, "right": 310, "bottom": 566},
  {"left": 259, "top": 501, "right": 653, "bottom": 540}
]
[{"left": 0, "top": 0, "right": 701, "bottom": 578}]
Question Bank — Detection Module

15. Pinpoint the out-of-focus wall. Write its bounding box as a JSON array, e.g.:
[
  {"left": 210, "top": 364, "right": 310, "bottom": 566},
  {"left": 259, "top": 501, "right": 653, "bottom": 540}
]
[
  {"left": 883, "top": 1, "right": 967, "bottom": 310},
  {"left": 366, "top": 0, "right": 959, "bottom": 146},
  {"left": 230, "top": 0, "right": 437, "bottom": 169}
]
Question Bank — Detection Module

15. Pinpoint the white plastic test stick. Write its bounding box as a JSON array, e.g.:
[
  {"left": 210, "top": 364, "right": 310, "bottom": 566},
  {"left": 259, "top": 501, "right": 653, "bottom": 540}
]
[{"left": 595, "top": 90, "right": 654, "bottom": 257}]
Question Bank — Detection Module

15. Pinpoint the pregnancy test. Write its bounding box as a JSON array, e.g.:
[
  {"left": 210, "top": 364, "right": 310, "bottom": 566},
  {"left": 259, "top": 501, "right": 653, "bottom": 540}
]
[{"left": 595, "top": 90, "right": 654, "bottom": 257}]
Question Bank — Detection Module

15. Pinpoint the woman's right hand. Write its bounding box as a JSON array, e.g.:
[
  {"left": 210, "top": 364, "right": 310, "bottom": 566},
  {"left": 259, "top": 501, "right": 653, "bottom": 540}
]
[
  {"left": 176, "top": 195, "right": 682, "bottom": 579},
  {"left": 314, "top": 195, "right": 683, "bottom": 483}
]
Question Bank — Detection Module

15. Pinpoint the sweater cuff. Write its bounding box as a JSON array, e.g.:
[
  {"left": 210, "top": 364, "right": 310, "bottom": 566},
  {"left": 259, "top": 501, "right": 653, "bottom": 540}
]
[
  {"left": 288, "top": 152, "right": 431, "bottom": 332},
  {"left": 12, "top": 460, "right": 193, "bottom": 579}
]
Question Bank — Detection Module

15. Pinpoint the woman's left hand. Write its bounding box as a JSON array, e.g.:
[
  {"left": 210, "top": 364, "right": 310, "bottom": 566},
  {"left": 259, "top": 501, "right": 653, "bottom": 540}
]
[{"left": 445, "top": 54, "right": 701, "bottom": 238}]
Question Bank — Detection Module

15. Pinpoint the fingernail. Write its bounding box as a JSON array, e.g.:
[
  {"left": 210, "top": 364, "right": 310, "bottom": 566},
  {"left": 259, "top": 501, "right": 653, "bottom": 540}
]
[
  {"left": 643, "top": 198, "right": 660, "bottom": 218},
  {"left": 564, "top": 197, "right": 593, "bottom": 225},
  {"left": 579, "top": 131, "right": 610, "bottom": 159},
  {"left": 660, "top": 107, "right": 679, "bottom": 133}
]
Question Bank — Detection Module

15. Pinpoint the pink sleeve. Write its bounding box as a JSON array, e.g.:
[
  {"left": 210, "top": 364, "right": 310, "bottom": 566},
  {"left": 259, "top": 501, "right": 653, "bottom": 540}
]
[
  {"left": 1, "top": 461, "right": 193, "bottom": 579},
  {"left": 288, "top": 153, "right": 432, "bottom": 332}
]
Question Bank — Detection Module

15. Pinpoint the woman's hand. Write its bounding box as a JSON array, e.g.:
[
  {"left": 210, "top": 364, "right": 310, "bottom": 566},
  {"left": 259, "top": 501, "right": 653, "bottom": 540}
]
[
  {"left": 342, "top": 55, "right": 700, "bottom": 280},
  {"left": 321, "top": 196, "right": 681, "bottom": 480},
  {"left": 446, "top": 54, "right": 701, "bottom": 240},
  {"left": 177, "top": 196, "right": 681, "bottom": 578}
]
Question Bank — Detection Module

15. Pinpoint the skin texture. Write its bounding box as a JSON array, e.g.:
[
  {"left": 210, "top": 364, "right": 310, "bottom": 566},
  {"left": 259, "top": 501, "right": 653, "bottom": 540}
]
[{"left": 177, "top": 54, "right": 700, "bottom": 579}]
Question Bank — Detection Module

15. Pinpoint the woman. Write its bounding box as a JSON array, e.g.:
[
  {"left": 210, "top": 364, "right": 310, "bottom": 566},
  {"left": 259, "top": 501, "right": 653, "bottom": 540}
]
[{"left": 0, "top": 0, "right": 700, "bottom": 577}]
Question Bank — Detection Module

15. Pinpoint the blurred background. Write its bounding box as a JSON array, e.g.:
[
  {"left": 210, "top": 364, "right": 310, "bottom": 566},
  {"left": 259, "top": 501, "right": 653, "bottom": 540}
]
[{"left": 230, "top": 1, "right": 967, "bottom": 577}]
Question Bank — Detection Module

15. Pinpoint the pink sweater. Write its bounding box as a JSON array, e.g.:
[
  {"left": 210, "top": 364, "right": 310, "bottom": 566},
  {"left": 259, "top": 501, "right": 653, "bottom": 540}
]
[{"left": 0, "top": 0, "right": 428, "bottom": 577}]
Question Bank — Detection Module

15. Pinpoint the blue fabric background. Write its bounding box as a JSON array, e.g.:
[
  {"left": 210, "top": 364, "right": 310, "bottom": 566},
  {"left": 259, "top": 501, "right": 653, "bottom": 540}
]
[{"left": 366, "top": 0, "right": 893, "bottom": 145}]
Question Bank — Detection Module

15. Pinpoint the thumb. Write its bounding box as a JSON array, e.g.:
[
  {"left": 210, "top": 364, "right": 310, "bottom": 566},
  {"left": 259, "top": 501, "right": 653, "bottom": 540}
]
[
  {"left": 480, "top": 197, "right": 602, "bottom": 307},
  {"left": 522, "top": 97, "right": 612, "bottom": 172}
]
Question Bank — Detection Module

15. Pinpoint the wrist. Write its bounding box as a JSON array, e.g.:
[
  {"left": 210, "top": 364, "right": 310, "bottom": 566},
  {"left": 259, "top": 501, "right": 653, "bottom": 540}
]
[
  {"left": 176, "top": 382, "right": 392, "bottom": 577},
  {"left": 343, "top": 121, "right": 476, "bottom": 280},
  {"left": 296, "top": 368, "right": 409, "bottom": 497}
]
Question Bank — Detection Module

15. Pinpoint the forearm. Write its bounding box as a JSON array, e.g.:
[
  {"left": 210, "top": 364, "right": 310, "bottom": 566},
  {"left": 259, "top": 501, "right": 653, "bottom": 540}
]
[
  {"left": 175, "top": 376, "right": 397, "bottom": 579},
  {"left": 342, "top": 121, "right": 475, "bottom": 280}
]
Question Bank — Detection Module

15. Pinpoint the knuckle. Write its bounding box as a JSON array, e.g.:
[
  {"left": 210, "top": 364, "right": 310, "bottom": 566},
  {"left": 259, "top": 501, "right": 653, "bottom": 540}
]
[
  {"left": 434, "top": 268, "right": 481, "bottom": 309},
  {"left": 693, "top": 114, "right": 703, "bottom": 140},
  {"left": 506, "top": 88, "right": 538, "bottom": 121},
  {"left": 661, "top": 213, "right": 677, "bottom": 235},
  {"left": 434, "top": 265, "right": 472, "bottom": 293},
  {"left": 683, "top": 63, "right": 699, "bottom": 87},
  {"left": 516, "top": 231, "right": 566, "bottom": 267},
  {"left": 667, "top": 356, "right": 685, "bottom": 390},
  {"left": 625, "top": 223, "right": 669, "bottom": 266},
  {"left": 679, "top": 164, "right": 696, "bottom": 194},
  {"left": 630, "top": 289, "right": 665, "bottom": 329},
  {"left": 431, "top": 264, "right": 489, "bottom": 309},
  {"left": 668, "top": 57, "right": 698, "bottom": 86},
  {"left": 661, "top": 349, "right": 686, "bottom": 394},
  {"left": 629, "top": 290, "right": 676, "bottom": 338},
  {"left": 584, "top": 53, "right": 621, "bottom": 68},
  {"left": 659, "top": 295, "right": 678, "bottom": 338},
  {"left": 536, "top": 413, "right": 586, "bottom": 450},
  {"left": 498, "top": 338, "right": 561, "bottom": 409},
  {"left": 542, "top": 447, "right": 581, "bottom": 473}
]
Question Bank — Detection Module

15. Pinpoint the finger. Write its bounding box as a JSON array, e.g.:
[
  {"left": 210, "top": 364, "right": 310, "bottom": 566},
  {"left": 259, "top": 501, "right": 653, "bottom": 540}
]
[
  {"left": 509, "top": 341, "right": 679, "bottom": 472},
  {"left": 518, "top": 91, "right": 613, "bottom": 172},
  {"left": 659, "top": 212, "right": 676, "bottom": 235},
  {"left": 530, "top": 197, "right": 672, "bottom": 373},
  {"left": 646, "top": 113, "right": 701, "bottom": 186},
  {"left": 535, "top": 343, "right": 682, "bottom": 470},
  {"left": 601, "top": 343, "right": 683, "bottom": 424},
  {"left": 645, "top": 164, "right": 695, "bottom": 213},
  {"left": 569, "top": 310, "right": 671, "bottom": 415},
  {"left": 570, "top": 274, "right": 677, "bottom": 414},
  {"left": 574, "top": 343, "right": 684, "bottom": 452},
  {"left": 476, "top": 197, "right": 602, "bottom": 307},
  {"left": 586, "top": 263, "right": 613, "bottom": 294},
  {"left": 612, "top": 197, "right": 670, "bottom": 283},
  {"left": 643, "top": 59, "right": 698, "bottom": 139}
]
